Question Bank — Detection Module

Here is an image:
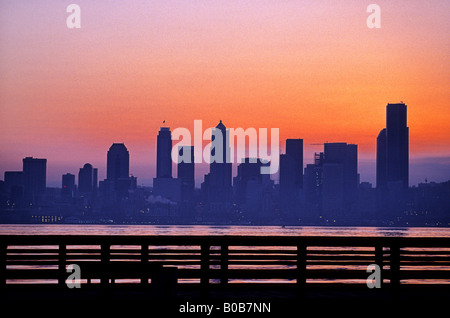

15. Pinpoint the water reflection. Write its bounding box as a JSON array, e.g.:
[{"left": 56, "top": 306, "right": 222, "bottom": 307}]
[{"left": 0, "top": 224, "right": 449, "bottom": 237}]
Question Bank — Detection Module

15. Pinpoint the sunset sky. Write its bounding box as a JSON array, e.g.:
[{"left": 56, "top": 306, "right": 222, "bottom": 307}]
[{"left": 0, "top": 0, "right": 449, "bottom": 187}]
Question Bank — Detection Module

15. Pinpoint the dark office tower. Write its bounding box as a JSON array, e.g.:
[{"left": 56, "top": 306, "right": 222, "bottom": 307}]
[
  {"left": 157, "top": 127, "right": 172, "bottom": 178},
  {"left": 178, "top": 146, "right": 195, "bottom": 201},
  {"left": 107, "top": 143, "right": 129, "bottom": 181},
  {"left": 234, "top": 158, "right": 264, "bottom": 204},
  {"left": 78, "top": 163, "right": 94, "bottom": 195},
  {"left": 61, "top": 173, "right": 75, "bottom": 200},
  {"left": 280, "top": 154, "right": 296, "bottom": 193},
  {"left": 178, "top": 146, "right": 194, "bottom": 183},
  {"left": 22, "top": 157, "right": 46, "bottom": 201},
  {"left": 376, "top": 128, "right": 387, "bottom": 189},
  {"left": 279, "top": 152, "right": 297, "bottom": 217},
  {"left": 4, "top": 171, "right": 23, "bottom": 200},
  {"left": 92, "top": 168, "right": 98, "bottom": 196},
  {"left": 207, "top": 120, "right": 232, "bottom": 203},
  {"left": 234, "top": 158, "right": 273, "bottom": 219},
  {"left": 323, "top": 143, "right": 358, "bottom": 206},
  {"left": 4, "top": 171, "right": 23, "bottom": 193},
  {"left": 304, "top": 152, "right": 323, "bottom": 204},
  {"left": 211, "top": 120, "right": 231, "bottom": 164},
  {"left": 285, "top": 139, "right": 303, "bottom": 188},
  {"left": 386, "top": 103, "right": 409, "bottom": 188}
]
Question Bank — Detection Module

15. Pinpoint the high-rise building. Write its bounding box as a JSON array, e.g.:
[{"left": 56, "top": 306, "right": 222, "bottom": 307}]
[
  {"left": 279, "top": 139, "right": 304, "bottom": 217},
  {"left": 4, "top": 171, "right": 23, "bottom": 200},
  {"left": 376, "top": 128, "right": 387, "bottom": 189},
  {"left": 177, "top": 145, "right": 195, "bottom": 201},
  {"left": 4, "top": 171, "right": 23, "bottom": 193},
  {"left": 323, "top": 142, "right": 358, "bottom": 207},
  {"left": 107, "top": 143, "right": 129, "bottom": 181},
  {"left": 386, "top": 103, "right": 409, "bottom": 188},
  {"left": 279, "top": 154, "right": 296, "bottom": 194},
  {"left": 100, "top": 143, "right": 132, "bottom": 202},
  {"left": 154, "top": 128, "right": 182, "bottom": 201},
  {"left": 22, "top": 157, "right": 46, "bottom": 201},
  {"left": 61, "top": 173, "right": 75, "bottom": 200},
  {"left": 321, "top": 163, "right": 344, "bottom": 216},
  {"left": 285, "top": 139, "right": 303, "bottom": 188},
  {"left": 156, "top": 127, "right": 172, "bottom": 179},
  {"left": 233, "top": 157, "right": 273, "bottom": 218},
  {"left": 376, "top": 103, "right": 409, "bottom": 189},
  {"left": 205, "top": 120, "right": 232, "bottom": 204},
  {"left": 304, "top": 153, "right": 323, "bottom": 205},
  {"left": 78, "top": 163, "right": 97, "bottom": 195},
  {"left": 234, "top": 157, "right": 264, "bottom": 204}
]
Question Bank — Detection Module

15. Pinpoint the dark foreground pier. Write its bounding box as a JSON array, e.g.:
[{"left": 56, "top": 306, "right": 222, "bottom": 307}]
[{"left": 2, "top": 234, "right": 450, "bottom": 305}]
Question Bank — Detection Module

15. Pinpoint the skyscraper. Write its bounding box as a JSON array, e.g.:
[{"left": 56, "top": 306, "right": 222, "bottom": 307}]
[
  {"left": 4, "top": 171, "right": 23, "bottom": 193},
  {"left": 376, "top": 128, "right": 387, "bottom": 189},
  {"left": 4, "top": 171, "right": 23, "bottom": 200},
  {"left": 107, "top": 143, "right": 129, "bottom": 181},
  {"left": 323, "top": 142, "right": 358, "bottom": 209},
  {"left": 279, "top": 154, "right": 296, "bottom": 194},
  {"left": 22, "top": 157, "right": 46, "bottom": 202},
  {"left": 202, "top": 120, "right": 232, "bottom": 207},
  {"left": 156, "top": 127, "right": 172, "bottom": 179},
  {"left": 208, "top": 120, "right": 232, "bottom": 203},
  {"left": 304, "top": 152, "right": 323, "bottom": 207},
  {"left": 61, "top": 173, "right": 75, "bottom": 201},
  {"left": 386, "top": 103, "right": 409, "bottom": 188},
  {"left": 285, "top": 139, "right": 303, "bottom": 188},
  {"left": 376, "top": 103, "right": 409, "bottom": 189},
  {"left": 177, "top": 145, "right": 195, "bottom": 201},
  {"left": 279, "top": 139, "right": 303, "bottom": 217},
  {"left": 234, "top": 157, "right": 272, "bottom": 219},
  {"left": 234, "top": 157, "right": 264, "bottom": 204},
  {"left": 154, "top": 127, "right": 181, "bottom": 201},
  {"left": 78, "top": 163, "right": 97, "bottom": 195}
]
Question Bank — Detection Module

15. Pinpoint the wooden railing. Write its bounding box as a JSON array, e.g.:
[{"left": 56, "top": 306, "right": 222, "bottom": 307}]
[{"left": 1, "top": 235, "right": 450, "bottom": 294}]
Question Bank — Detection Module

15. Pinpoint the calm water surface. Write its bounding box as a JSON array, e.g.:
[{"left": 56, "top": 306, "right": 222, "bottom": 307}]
[{"left": 1, "top": 224, "right": 449, "bottom": 237}]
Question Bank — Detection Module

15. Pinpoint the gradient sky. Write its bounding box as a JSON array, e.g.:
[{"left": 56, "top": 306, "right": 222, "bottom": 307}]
[{"left": 1, "top": 0, "right": 449, "bottom": 187}]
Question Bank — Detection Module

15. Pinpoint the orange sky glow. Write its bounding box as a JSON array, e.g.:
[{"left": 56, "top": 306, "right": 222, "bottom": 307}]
[{"left": 0, "top": 0, "right": 449, "bottom": 186}]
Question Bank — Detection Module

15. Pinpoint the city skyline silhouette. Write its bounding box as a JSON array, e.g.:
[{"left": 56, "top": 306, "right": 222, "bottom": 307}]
[
  {"left": 1, "top": 112, "right": 449, "bottom": 189},
  {"left": 1, "top": 103, "right": 449, "bottom": 226}
]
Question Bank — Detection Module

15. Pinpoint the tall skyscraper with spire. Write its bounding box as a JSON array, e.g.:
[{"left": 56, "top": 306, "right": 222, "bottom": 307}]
[
  {"left": 153, "top": 126, "right": 181, "bottom": 201},
  {"left": 203, "top": 120, "right": 232, "bottom": 205},
  {"left": 156, "top": 127, "right": 172, "bottom": 179}
]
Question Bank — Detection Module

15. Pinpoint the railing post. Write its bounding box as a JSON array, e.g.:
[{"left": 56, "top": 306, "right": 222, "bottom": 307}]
[
  {"left": 297, "top": 244, "right": 307, "bottom": 289},
  {"left": 101, "top": 243, "right": 110, "bottom": 288},
  {"left": 141, "top": 243, "right": 149, "bottom": 286},
  {"left": 0, "top": 243, "right": 6, "bottom": 289},
  {"left": 220, "top": 245, "right": 228, "bottom": 286},
  {"left": 200, "top": 244, "right": 209, "bottom": 296},
  {"left": 390, "top": 244, "right": 400, "bottom": 288},
  {"left": 375, "top": 244, "right": 384, "bottom": 288},
  {"left": 58, "top": 244, "right": 66, "bottom": 288}
]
